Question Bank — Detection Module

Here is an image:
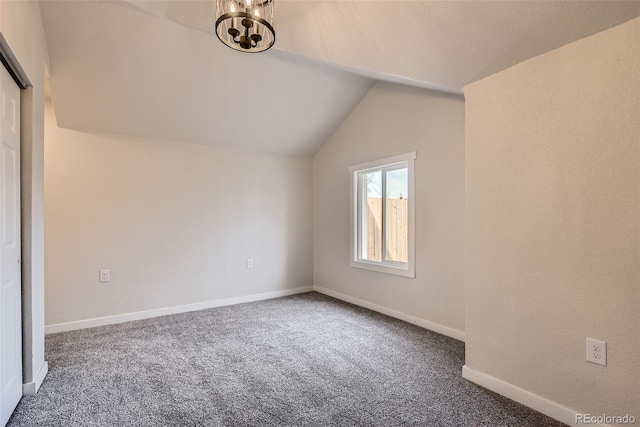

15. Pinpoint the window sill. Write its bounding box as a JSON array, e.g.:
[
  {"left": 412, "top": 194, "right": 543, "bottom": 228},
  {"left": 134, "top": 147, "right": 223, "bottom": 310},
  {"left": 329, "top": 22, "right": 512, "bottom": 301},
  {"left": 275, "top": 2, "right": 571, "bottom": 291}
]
[{"left": 350, "top": 260, "right": 415, "bottom": 278}]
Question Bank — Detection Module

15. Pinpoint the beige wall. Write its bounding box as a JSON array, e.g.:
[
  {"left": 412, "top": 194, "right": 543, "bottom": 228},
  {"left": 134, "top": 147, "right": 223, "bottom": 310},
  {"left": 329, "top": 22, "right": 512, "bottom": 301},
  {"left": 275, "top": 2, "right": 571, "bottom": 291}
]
[
  {"left": 313, "top": 81, "right": 466, "bottom": 337},
  {"left": 44, "top": 101, "right": 313, "bottom": 325},
  {"left": 465, "top": 17, "right": 639, "bottom": 421},
  {"left": 0, "top": 0, "right": 49, "bottom": 389}
]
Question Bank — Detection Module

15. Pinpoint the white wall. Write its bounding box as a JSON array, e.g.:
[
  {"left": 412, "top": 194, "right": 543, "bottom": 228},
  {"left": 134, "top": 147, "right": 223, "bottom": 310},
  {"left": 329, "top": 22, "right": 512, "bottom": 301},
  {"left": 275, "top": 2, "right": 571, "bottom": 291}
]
[
  {"left": 44, "top": 100, "right": 313, "bottom": 326},
  {"left": 0, "top": 0, "right": 49, "bottom": 392},
  {"left": 464, "top": 17, "right": 639, "bottom": 422},
  {"left": 313, "top": 81, "right": 466, "bottom": 339}
]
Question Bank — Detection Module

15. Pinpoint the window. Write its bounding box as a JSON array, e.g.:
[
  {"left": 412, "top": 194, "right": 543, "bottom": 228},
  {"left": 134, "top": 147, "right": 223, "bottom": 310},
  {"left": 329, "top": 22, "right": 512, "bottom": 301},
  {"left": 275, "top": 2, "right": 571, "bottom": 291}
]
[{"left": 349, "top": 152, "right": 416, "bottom": 278}]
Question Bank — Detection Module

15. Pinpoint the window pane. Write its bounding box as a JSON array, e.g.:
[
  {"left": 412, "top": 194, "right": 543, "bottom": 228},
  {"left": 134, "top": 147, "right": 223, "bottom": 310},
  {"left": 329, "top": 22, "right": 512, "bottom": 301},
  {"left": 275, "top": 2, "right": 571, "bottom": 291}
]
[
  {"left": 385, "top": 167, "right": 408, "bottom": 263},
  {"left": 360, "top": 170, "right": 382, "bottom": 262}
]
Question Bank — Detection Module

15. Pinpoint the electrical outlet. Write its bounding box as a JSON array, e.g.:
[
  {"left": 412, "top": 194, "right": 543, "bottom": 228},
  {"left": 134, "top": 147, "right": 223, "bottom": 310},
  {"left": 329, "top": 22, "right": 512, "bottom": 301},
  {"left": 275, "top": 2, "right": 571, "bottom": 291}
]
[
  {"left": 586, "top": 338, "right": 606, "bottom": 366},
  {"left": 99, "top": 269, "right": 110, "bottom": 282},
  {"left": 246, "top": 258, "right": 253, "bottom": 269}
]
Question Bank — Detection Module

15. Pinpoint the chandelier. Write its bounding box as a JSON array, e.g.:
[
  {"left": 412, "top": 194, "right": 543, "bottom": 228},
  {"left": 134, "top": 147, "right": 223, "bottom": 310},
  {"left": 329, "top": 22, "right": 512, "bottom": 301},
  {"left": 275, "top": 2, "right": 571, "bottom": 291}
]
[{"left": 215, "top": 0, "right": 275, "bottom": 53}]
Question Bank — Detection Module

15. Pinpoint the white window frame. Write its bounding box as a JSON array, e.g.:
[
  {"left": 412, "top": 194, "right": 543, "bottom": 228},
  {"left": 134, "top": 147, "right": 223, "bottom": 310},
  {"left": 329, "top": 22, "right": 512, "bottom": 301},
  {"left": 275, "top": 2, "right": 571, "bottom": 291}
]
[{"left": 349, "top": 151, "right": 416, "bottom": 278}]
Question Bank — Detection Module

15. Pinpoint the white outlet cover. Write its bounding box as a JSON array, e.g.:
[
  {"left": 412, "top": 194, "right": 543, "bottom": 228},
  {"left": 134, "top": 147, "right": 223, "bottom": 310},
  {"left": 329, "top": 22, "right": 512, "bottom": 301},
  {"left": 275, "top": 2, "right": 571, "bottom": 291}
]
[
  {"left": 586, "top": 338, "right": 606, "bottom": 366},
  {"left": 246, "top": 258, "right": 254, "bottom": 269},
  {"left": 99, "top": 269, "right": 110, "bottom": 282}
]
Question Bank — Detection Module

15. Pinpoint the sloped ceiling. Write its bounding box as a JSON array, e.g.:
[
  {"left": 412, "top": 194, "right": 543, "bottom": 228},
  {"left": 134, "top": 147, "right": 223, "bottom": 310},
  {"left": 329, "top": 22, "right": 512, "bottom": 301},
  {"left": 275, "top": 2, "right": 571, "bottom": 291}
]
[
  {"left": 275, "top": 1, "right": 640, "bottom": 90},
  {"left": 40, "top": 0, "right": 374, "bottom": 156},
  {"left": 40, "top": 0, "right": 640, "bottom": 155}
]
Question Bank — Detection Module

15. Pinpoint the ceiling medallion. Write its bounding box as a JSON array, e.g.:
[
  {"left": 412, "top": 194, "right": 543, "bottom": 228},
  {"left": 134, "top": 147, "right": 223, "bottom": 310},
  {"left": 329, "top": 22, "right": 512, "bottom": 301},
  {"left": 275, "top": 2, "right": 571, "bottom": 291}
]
[{"left": 215, "top": 0, "right": 275, "bottom": 53}]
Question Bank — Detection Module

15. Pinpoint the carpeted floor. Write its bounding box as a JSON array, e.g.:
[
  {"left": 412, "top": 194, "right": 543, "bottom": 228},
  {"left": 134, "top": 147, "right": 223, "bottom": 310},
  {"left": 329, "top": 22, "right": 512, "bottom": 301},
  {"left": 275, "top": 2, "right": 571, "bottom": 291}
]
[{"left": 8, "top": 292, "right": 565, "bottom": 426}]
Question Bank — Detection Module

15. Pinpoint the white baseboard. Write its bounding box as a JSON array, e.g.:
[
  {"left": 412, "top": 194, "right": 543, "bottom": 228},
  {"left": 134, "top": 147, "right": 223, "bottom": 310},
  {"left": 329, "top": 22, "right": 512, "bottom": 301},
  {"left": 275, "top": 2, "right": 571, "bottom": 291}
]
[
  {"left": 45, "top": 286, "right": 314, "bottom": 334},
  {"left": 462, "top": 365, "right": 604, "bottom": 427},
  {"left": 313, "top": 286, "right": 466, "bottom": 342},
  {"left": 23, "top": 361, "right": 48, "bottom": 396}
]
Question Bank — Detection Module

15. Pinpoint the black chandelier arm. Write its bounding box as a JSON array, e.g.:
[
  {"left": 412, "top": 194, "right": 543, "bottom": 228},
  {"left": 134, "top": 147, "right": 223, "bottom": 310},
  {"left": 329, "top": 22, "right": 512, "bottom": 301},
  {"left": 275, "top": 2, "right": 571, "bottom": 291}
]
[
  {"left": 229, "top": 25, "right": 260, "bottom": 49},
  {"left": 215, "top": 11, "right": 275, "bottom": 38}
]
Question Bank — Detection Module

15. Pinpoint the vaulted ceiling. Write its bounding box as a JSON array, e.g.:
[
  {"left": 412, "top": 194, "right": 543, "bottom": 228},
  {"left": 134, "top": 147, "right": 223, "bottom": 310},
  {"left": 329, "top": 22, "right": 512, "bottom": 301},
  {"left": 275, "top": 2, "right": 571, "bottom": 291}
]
[{"left": 40, "top": 1, "right": 640, "bottom": 155}]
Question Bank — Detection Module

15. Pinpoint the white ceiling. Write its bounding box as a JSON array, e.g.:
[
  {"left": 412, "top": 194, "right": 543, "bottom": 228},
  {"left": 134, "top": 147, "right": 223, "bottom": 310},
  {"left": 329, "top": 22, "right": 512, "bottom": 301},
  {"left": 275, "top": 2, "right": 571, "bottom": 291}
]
[
  {"left": 40, "top": 0, "right": 640, "bottom": 155},
  {"left": 275, "top": 1, "right": 640, "bottom": 91},
  {"left": 40, "top": 0, "right": 374, "bottom": 156}
]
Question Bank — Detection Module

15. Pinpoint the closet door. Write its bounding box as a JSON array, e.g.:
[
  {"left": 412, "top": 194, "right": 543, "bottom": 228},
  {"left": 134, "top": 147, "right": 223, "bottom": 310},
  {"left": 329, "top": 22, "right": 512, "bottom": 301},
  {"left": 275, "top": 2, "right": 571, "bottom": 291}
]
[{"left": 0, "top": 63, "right": 22, "bottom": 427}]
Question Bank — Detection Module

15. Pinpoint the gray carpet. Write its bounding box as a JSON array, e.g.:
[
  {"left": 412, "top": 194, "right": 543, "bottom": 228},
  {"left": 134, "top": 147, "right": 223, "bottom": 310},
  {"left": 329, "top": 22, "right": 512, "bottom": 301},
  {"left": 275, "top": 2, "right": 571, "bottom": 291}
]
[{"left": 8, "top": 292, "right": 565, "bottom": 426}]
